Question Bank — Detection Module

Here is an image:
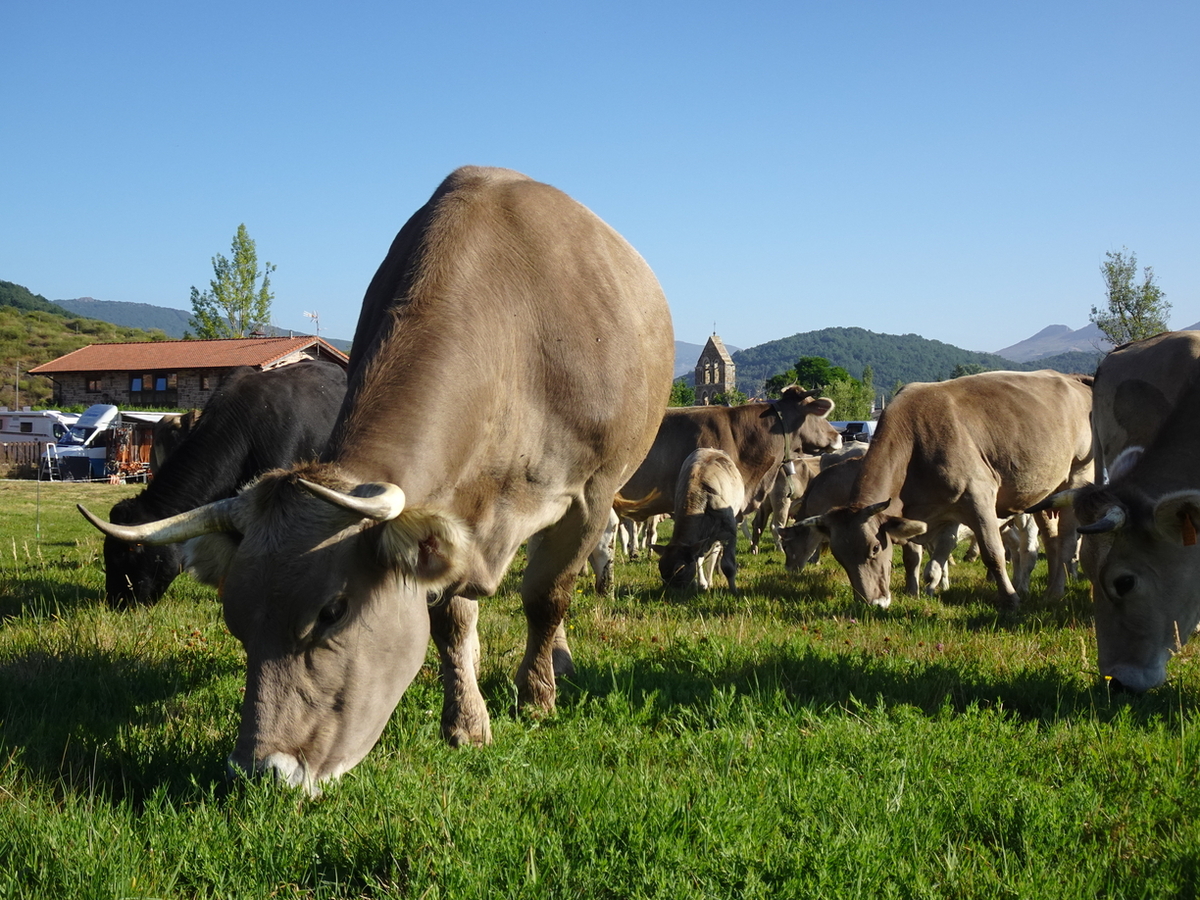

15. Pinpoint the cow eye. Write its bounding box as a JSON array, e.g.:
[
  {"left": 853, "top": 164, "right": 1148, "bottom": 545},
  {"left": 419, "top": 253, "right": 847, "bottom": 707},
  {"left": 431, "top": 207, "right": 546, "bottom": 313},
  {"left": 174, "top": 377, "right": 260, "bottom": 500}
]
[
  {"left": 870, "top": 542, "right": 883, "bottom": 558},
  {"left": 318, "top": 596, "right": 348, "bottom": 628},
  {"left": 1113, "top": 574, "right": 1136, "bottom": 598}
]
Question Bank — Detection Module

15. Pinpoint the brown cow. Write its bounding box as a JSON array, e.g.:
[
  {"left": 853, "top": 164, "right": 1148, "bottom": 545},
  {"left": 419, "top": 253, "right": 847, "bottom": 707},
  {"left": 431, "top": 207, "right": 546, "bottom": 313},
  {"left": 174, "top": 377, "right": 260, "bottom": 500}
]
[
  {"left": 79, "top": 166, "right": 674, "bottom": 792},
  {"left": 1044, "top": 331, "right": 1200, "bottom": 691},
  {"left": 802, "top": 370, "right": 1093, "bottom": 609},
  {"left": 617, "top": 387, "right": 842, "bottom": 521}
]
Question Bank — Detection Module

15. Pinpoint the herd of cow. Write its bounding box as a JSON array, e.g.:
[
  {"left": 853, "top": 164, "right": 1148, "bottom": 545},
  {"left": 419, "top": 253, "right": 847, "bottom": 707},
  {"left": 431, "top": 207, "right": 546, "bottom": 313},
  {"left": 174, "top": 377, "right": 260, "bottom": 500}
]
[{"left": 72, "top": 166, "right": 1200, "bottom": 795}]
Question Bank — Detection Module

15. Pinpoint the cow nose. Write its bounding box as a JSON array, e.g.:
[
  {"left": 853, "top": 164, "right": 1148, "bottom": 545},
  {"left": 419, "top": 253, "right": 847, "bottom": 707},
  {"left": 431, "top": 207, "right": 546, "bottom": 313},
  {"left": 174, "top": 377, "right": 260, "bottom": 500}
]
[{"left": 226, "top": 752, "right": 317, "bottom": 794}]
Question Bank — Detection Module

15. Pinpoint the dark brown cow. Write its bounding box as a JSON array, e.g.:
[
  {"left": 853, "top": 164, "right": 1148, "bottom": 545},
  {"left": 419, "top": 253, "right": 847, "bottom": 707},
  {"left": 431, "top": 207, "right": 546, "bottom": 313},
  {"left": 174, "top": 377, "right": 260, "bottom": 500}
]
[
  {"left": 802, "top": 370, "right": 1093, "bottom": 609},
  {"left": 80, "top": 166, "right": 674, "bottom": 792},
  {"left": 617, "top": 387, "right": 842, "bottom": 520}
]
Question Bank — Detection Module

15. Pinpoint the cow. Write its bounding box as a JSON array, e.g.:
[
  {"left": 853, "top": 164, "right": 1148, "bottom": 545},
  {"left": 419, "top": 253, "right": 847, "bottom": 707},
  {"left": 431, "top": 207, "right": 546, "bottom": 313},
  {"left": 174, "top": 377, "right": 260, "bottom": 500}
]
[
  {"left": 102, "top": 362, "right": 347, "bottom": 607},
  {"left": 79, "top": 167, "right": 674, "bottom": 793},
  {"left": 1035, "top": 332, "right": 1200, "bottom": 691},
  {"left": 617, "top": 513, "right": 666, "bottom": 560},
  {"left": 149, "top": 409, "right": 201, "bottom": 476},
  {"left": 746, "top": 455, "right": 822, "bottom": 554},
  {"left": 778, "top": 454, "right": 955, "bottom": 596},
  {"left": 617, "top": 386, "right": 843, "bottom": 524},
  {"left": 653, "top": 448, "right": 745, "bottom": 591},
  {"left": 798, "top": 370, "right": 1093, "bottom": 609}
]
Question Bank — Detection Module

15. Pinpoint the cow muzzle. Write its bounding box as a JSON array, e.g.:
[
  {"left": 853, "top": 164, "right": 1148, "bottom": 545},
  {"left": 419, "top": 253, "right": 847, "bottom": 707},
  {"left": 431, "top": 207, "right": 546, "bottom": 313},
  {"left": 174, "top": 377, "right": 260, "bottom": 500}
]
[{"left": 226, "top": 751, "right": 320, "bottom": 797}]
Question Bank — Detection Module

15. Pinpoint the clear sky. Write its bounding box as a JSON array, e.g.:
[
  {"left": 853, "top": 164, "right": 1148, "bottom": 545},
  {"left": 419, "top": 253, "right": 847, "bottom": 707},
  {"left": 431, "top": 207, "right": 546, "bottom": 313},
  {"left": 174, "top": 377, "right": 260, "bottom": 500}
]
[{"left": 4, "top": 1, "right": 1196, "bottom": 353}]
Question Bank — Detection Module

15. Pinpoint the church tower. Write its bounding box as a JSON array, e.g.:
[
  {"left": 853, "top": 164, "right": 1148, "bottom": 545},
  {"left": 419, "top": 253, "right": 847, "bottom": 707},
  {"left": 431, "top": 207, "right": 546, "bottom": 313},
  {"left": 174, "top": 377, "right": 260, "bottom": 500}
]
[{"left": 693, "top": 333, "right": 736, "bottom": 405}]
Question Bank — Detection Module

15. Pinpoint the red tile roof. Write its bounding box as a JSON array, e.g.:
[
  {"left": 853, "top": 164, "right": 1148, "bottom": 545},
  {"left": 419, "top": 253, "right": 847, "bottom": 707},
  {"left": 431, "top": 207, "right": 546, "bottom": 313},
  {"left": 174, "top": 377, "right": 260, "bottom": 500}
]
[{"left": 30, "top": 337, "right": 348, "bottom": 374}]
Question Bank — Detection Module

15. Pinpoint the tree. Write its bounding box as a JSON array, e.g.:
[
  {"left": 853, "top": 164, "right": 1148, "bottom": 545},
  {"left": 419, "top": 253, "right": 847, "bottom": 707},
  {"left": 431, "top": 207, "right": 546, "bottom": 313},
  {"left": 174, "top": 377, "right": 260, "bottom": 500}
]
[
  {"left": 793, "top": 356, "right": 851, "bottom": 390},
  {"left": 188, "top": 224, "right": 276, "bottom": 339},
  {"left": 1090, "top": 248, "right": 1170, "bottom": 347},
  {"left": 951, "top": 363, "right": 986, "bottom": 378},
  {"left": 711, "top": 389, "right": 748, "bottom": 406},
  {"left": 668, "top": 378, "right": 695, "bottom": 407}
]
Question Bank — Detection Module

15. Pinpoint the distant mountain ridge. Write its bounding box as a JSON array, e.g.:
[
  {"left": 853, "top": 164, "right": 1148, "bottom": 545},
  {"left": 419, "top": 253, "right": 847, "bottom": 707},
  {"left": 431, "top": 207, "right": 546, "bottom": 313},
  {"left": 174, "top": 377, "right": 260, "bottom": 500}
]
[
  {"left": 996, "top": 320, "right": 1200, "bottom": 362},
  {"left": 53, "top": 297, "right": 192, "bottom": 337}
]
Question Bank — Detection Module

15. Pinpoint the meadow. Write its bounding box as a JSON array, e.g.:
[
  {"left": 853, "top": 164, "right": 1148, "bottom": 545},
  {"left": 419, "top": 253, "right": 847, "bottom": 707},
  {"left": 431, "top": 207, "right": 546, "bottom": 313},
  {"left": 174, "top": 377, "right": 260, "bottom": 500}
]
[{"left": 1, "top": 479, "right": 1198, "bottom": 899}]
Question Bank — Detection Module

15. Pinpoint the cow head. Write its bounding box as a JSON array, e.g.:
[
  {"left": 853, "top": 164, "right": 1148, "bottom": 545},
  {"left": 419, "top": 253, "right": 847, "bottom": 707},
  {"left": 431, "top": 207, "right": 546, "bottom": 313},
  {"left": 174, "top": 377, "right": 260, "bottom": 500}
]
[
  {"left": 653, "top": 541, "right": 705, "bottom": 588},
  {"left": 801, "top": 500, "right": 927, "bottom": 607},
  {"left": 777, "top": 522, "right": 823, "bottom": 571},
  {"left": 774, "top": 387, "right": 843, "bottom": 455},
  {"left": 1075, "top": 482, "right": 1200, "bottom": 692},
  {"left": 79, "top": 465, "right": 469, "bottom": 794},
  {"left": 103, "top": 497, "right": 185, "bottom": 607}
]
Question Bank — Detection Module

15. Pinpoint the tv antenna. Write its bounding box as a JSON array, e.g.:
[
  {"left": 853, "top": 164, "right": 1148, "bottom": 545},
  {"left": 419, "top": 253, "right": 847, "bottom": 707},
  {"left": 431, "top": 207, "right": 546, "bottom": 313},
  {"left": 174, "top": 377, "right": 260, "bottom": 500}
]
[{"left": 303, "top": 310, "right": 320, "bottom": 336}]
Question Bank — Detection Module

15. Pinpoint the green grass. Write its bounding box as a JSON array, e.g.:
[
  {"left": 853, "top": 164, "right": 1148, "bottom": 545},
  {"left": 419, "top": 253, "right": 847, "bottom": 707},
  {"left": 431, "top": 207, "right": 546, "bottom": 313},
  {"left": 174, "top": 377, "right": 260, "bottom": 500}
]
[{"left": 1, "top": 480, "right": 1198, "bottom": 898}]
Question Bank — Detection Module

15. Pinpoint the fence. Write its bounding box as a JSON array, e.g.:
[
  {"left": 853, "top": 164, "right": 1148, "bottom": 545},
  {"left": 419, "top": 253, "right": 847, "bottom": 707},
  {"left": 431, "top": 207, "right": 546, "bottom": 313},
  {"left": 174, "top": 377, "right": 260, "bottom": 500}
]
[{"left": 0, "top": 442, "right": 46, "bottom": 478}]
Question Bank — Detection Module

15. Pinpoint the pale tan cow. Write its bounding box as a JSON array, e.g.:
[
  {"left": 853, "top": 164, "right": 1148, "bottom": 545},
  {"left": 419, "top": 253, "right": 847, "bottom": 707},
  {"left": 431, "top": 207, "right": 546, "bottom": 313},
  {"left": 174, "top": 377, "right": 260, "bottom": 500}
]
[{"left": 80, "top": 167, "right": 674, "bottom": 793}]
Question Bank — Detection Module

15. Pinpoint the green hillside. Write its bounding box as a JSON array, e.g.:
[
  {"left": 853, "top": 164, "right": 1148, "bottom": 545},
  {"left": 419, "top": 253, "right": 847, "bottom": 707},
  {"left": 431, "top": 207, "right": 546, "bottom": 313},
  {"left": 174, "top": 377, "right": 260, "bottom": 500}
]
[
  {"left": 0, "top": 282, "right": 168, "bottom": 408},
  {"left": 727, "top": 327, "right": 1102, "bottom": 397}
]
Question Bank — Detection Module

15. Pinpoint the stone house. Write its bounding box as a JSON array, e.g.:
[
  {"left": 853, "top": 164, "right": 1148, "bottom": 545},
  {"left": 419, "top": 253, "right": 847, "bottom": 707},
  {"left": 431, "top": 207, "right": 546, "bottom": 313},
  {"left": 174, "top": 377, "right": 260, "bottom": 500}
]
[
  {"left": 30, "top": 336, "right": 349, "bottom": 409},
  {"left": 693, "top": 333, "right": 736, "bottom": 405}
]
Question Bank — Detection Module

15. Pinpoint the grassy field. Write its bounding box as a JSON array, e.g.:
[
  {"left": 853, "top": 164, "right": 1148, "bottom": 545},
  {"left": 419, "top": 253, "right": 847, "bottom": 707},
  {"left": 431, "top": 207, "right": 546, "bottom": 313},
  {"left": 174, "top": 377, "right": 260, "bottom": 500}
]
[{"left": 1, "top": 479, "right": 1198, "bottom": 899}]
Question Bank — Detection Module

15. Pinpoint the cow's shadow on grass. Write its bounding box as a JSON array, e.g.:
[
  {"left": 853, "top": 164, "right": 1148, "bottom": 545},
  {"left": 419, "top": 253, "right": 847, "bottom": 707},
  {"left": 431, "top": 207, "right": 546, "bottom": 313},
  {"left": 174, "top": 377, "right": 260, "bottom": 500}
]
[
  {"left": 0, "top": 644, "right": 237, "bottom": 803},
  {"left": 0, "top": 576, "right": 106, "bottom": 618},
  {"left": 549, "top": 638, "right": 1189, "bottom": 736}
]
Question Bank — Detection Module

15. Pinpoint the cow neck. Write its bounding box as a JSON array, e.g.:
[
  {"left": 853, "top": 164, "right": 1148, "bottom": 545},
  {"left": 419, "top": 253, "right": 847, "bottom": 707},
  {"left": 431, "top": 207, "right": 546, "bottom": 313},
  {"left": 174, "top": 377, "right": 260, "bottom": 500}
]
[{"left": 769, "top": 401, "right": 794, "bottom": 471}]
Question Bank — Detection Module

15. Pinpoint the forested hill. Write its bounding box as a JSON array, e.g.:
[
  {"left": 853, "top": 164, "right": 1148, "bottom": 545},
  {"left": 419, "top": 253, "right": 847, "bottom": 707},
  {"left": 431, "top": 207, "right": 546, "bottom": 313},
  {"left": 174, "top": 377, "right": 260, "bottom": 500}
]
[
  {"left": 730, "top": 327, "right": 1102, "bottom": 396},
  {"left": 0, "top": 281, "right": 69, "bottom": 316}
]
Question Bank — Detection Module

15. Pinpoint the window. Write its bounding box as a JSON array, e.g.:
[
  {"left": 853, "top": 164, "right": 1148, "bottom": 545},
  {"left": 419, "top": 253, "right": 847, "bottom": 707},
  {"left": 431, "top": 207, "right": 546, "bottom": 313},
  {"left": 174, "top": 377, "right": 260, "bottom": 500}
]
[
  {"left": 130, "top": 376, "right": 143, "bottom": 392},
  {"left": 201, "top": 375, "right": 211, "bottom": 390},
  {"left": 86, "top": 376, "right": 103, "bottom": 393},
  {"left": 128, "top": 371, "right": 178, "bottom": 406},
  {"left": 19, "top": 422, "right": 32, "bottom": 434}
]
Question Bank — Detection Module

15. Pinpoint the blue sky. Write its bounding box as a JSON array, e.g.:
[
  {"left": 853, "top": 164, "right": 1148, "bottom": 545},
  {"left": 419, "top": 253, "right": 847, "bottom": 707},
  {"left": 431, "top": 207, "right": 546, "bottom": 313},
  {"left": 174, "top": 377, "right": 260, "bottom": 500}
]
[{"left": 4, "top": 1, "right": 1196, "bottom": 353}]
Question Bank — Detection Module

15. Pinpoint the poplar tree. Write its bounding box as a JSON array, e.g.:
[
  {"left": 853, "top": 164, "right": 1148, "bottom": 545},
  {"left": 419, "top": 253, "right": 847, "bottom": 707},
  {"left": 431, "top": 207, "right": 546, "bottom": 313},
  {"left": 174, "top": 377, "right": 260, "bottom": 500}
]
[{"left": 188, "top": 224, "right": 275, "bottom": 339}]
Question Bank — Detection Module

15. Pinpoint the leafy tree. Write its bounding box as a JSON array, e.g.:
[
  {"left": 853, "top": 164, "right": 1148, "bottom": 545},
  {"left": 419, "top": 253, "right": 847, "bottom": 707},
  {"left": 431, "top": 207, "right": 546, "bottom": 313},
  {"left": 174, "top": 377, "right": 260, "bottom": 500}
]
[
  {"left": 763, "top": 371, "right": 797, "bottom": 399},
  {"left": 1090, "top": 248, "right": 1170, "bottom": 346},
  {"left": 951, "top": 363, "right": 986, "bottom": 378},
  {"left": 668, "top": 378, "right": 695, "bottom": 407},
  {"left": 711, "top": 389, "right": 748, "bottom": 406},
  {"left": 188, "top": 224, "right": 275, "bottom": 339},
  {"left": 822, "top": 376, "right": 873, "bottom": 419},
  {"left": 794, "top": 356, "right": 851, "bottom": 390}
]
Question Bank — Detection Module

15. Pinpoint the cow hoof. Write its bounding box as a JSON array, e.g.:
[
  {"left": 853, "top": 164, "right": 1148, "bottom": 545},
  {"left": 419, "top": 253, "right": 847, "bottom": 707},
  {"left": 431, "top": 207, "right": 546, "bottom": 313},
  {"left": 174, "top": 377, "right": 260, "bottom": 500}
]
[{"left": 443, "top": 717, "right": 493, "bottom": 747}]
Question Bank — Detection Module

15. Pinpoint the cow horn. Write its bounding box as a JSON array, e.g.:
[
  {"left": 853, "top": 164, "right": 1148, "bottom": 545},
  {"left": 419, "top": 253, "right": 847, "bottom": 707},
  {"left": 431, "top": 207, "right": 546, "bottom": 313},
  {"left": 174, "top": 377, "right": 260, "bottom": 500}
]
[
  {"left": 861, "top": 499, "right": 892, "bottom": 516},
  {"left": 299, "top": 479, "right": 406, "bottom": 521},
  {"left": 1026, "top": 489, "right": 1077, "bottom": 514},
  {"left": 78, "top": 497, "right": 241, "bottom": 545},
  {"left": 1078, "top": 505, "right": 1127, "bottom": 535}
]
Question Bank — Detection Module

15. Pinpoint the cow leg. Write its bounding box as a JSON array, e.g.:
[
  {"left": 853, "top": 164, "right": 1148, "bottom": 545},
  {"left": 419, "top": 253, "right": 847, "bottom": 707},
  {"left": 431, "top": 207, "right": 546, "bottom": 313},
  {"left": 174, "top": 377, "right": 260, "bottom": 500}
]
[
  {"left": 901, "top": 541, "right": 922, "bottom": 595},
  {"left": 588, "top": 509, "right": 618, "bottom": 596},
  {"left": 428, "top": 595, "right": 493, "bottom": 747},
  {"left": 964, "top": 503, "right": 1021, "bottom": 609},
  {"left": 719, "top": 539, "right": 738, "bottom": 591},
  {"left": 749, "top": 504, "right": 769, "bottom": 555},
  {"left": 923, "top": 524, "right": 961, "bottom": 594},
  {"left": 698, "top": 543, "right": 720, "bottom": 590},
  {"left": 516, "top": 503, "right": 603, "bottom": 713}
]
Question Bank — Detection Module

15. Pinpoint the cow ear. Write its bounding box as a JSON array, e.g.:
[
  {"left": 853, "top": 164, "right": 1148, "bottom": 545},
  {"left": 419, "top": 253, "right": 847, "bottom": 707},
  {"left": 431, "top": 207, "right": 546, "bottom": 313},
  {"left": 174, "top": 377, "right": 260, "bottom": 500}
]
[
  {"left": 650, "top": 544, "right": 667, "bottom": 556},
  {"left": 377, "top": 507, "right": 471, "bottom": 585},
  {"left": 183, "top": 533, "right": 241, "bottom": 589},
  {"left": 1108, "top": 446, "right": 1144, "bottom": 483},
  {"left": 1153, "top": 491, "right": 1200, "bottom": 547},
  {"left": 808, "top": 397, "right": 835, "bottom": 418},
  {"left": 884, "top": 517, "right": 927, "bottom": 541},
  {"left": 797, "top": 514, "right": 830, "bottom": 534}
]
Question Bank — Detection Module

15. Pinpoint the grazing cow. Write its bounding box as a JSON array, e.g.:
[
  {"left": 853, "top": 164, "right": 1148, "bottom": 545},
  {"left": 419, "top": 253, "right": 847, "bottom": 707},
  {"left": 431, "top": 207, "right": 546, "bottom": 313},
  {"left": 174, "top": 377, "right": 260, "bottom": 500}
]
[
  {"left": 103, "top": 362, "right": 346, "bottom": 606},
  {"left": 799, "top": 370, "right": 1093, "bottom": 609},
  {"left": 618, "top": 386, "right": 842, "bottom": 522},
  {"left": 778, "top": 454, "right": 954, "bottom": 595},
  {"left": 747, "top": 455, "right": 822, "bottom": 554},
  {"left": 654, "top": 448, "right": 745, "bottom": 590},
  {"left": 1040, "top": 332, "right": 1200, "bottom": 691},
  {"left": 80, "top": 167, "right": 673, "bottom": 792}
]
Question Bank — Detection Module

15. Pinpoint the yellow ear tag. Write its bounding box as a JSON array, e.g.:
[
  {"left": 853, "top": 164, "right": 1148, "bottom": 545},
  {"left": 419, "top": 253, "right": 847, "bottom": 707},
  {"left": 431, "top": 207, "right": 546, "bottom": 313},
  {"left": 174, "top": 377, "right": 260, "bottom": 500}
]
[{"left": 1181, "top": 514, "right": 1197, "bottom": 547}]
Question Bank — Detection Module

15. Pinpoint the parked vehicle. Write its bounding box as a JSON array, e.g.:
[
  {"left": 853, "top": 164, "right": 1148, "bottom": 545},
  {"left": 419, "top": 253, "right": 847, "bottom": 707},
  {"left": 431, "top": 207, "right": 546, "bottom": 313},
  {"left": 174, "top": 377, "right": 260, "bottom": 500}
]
[
  {"left": 43, "top": 404, "right": 120, "bottom": 480},
  {"left": 0, "top": 408, "right": 77, "bottom": 443},
  {"left": 830, "top": 420, "right": 877, "bottom": 442}
]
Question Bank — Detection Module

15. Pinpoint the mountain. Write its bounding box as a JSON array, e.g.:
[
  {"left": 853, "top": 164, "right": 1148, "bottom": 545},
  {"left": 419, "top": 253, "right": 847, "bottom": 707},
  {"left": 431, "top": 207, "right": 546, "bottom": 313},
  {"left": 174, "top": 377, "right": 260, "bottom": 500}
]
[
  {"left": 0, "top": 281, "right": 69, "bottom": 317},
  {"left": 53, "top": 297, "right": 192, "bottom": 337},
  {"left": 47, "top": 296, "right": 353, "bottom": 353},
  {"left": 995, "top": 323, "right": 1110, "bottom": 362}
]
